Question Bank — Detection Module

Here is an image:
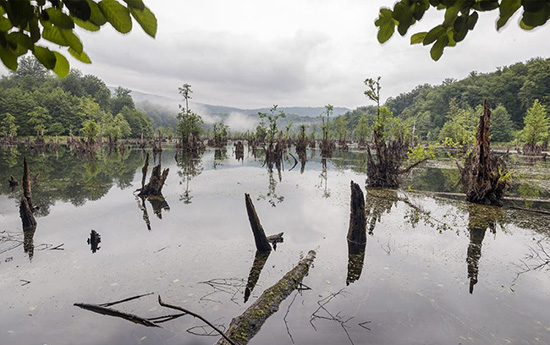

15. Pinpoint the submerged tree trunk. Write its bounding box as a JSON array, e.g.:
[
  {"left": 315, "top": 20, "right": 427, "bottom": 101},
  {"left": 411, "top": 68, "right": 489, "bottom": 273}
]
[
  {"left": 215, "top": 250, "right": 316, "bottom": 345},
  {"left": 366, "top": 130, "right": 407, "bottom": 188},
  {"left": 138, "top": 162, "right": 169, "bottom": 197},
  {"left": 459, "top": 99, "right": 511, "bottom": 205}
]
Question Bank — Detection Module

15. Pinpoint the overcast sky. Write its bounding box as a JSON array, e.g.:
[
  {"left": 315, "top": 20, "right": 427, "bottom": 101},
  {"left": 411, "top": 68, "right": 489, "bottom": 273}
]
[{"left": 2, "top": 0, "right": 550, "bottom": 109}]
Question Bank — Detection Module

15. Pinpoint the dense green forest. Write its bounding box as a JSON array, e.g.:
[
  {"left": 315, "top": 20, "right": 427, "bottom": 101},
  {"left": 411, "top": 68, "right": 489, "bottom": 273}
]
[
  {"left": 1, "top": 56, "right": 549, "bottom": 146},
  {"left": 338, "top": 57, "right": 550, "bottom": 143},
  {"left": 0, "top": 57, "right": 153, "bottom": 139}
]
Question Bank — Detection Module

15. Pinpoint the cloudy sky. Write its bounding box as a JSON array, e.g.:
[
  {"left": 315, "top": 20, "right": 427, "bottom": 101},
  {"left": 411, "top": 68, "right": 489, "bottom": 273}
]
[{"left": 2, "top": 0, "right": 550, "bottom": 109}]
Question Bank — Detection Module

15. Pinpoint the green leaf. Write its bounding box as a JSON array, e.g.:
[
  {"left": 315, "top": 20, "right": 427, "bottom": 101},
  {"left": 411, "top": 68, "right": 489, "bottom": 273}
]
[
  {"left": 45, "top": 8, "right": 74, "bottom": 30},
  {"left": 99, "top": 0, "right": 132, "bottom": 34},
  {"left": 410, "top": 32, "right": 427, "bottom": 44},
  {"left": 43, "top": 25, "right": 68, "bottom": 46},
  {"left": 430, "top": 35, "right": 448, "bottom": 61},
  {"left": 375, "top": 9, "right": 396, "bottom": 43},
  {"left": 423, "top": 25, "right": 445, "bottom": 45},
  {"left": 60, "top": 29, "right": 83, "bottom": 53},
  {"left": 7, "top": 32, "right": 32, "bottom": 56},
  {"left": 393, "top": 2, "right": 413, "bottom": 36},
  {"left": 443, "top": 2, "right": 461, "bottom": 26},
  {"left": 68, "top": 47, "right": 92, "bottom": 63},
  {"left": 497, "top": 0, "right": 521, "bottom": 30},
  {"left": 521, "top": 3, "right": 550, "bottom": 27},
  {"left": 0, "top": 46, "right": 17, "bottom": 70},
  {"left": 123, "top": 0, "right": 145, "bottom": 11},
  {"left": 0, "top": 16, "right": 12, "bottom": 31},
  {"left": 33, "top": 46, "right": 56, "bottom": 69},
  {"left": 53, "top": 51, "right": 70, "bottom": 78},
  {"left": 87, "top": 0, "right": 107, "bottom": 26},
  {"left": 473, "top": 0, "right": 499, "bottom": 11},
  {"left": 519, "top": 19, "right": 535, "bottom": 30},
  {"left": 467, "top": 11, "right": 478, "bottom": 29},
  {"left": 28, "top": 18, "right": 40, "bottom": 42},
  {"left": 130, "top": 5, "right": 157, "bottom": 37},
  {"left": 73, "top": 17, "right": 100, "bottom": 31},
  {"left": 65, "top": 0, "right": 92, "bottom": 21}
]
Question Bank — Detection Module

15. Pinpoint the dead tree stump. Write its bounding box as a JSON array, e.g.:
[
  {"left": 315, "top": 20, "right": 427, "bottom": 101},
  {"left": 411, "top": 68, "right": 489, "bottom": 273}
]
[
  {"left": 138, "top": 162, "right": 169, "bottom": 197},
  {"left": 459, "top": 99, "right": 511, "bottom": 205},
  {"left": 347, "top": 181, "right": 366, "bottom": 252},
  {"left": 244, "top": 194, "right": 272, "bottom": 253}
]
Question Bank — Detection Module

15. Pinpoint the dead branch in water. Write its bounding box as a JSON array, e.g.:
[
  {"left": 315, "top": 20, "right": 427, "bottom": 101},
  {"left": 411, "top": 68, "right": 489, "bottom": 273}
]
[
  {"left": 244, "top": 193, "right": 272, "bottom": 253},
  {"left": 215, "top": 250, "right": 316, "bottom": 345}
]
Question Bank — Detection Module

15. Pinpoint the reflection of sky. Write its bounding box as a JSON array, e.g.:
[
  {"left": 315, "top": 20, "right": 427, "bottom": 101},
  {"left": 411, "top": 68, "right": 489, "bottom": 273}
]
[{"left": 1, "top": 147, "right": 550, "bottom": 345}]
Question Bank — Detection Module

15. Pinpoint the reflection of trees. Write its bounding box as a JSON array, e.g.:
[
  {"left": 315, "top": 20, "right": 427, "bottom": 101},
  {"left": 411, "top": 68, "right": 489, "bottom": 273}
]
[
  {"left": 317, "top": 159, "right": 330, "bottom": 198},
  {"left": 0, "top": 146, "right": 143, "bottom": 216},
  {"left": 213, "top": 148, "right": 228, "bottom": 170},
  {"left": 259, "top": 162, "right": 284, "bottom": 207},
  {"left": 365, "top": 188, "right": 398, "bottom": 234},
  {"left": 176, "top": 151, "right": 203, "bottom": 204}
]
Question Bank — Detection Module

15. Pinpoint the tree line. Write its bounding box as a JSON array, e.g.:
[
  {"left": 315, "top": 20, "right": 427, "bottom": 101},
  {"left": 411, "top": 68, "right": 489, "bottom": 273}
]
[{"left": 0, "top": 56, "right": 153, "bottom": 142}]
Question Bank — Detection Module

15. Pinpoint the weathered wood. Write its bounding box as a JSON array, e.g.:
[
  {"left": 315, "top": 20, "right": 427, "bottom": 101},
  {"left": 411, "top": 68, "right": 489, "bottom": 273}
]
[
  {"left": 8, "top": 175, "right": 18, "bottom": 188},
  {"left": 347, "top": 181, "right": 366, "bottom": 249},
  {"left": 459, "top": 99, "right": 511, "bottom": 205},
  {"left": 74, "top": 303, "right": 160, "bottom": 328},
  {"left": 19, "top": 195, "right": 36, "bottom": 231},
  {"left": 244, "top": 193, "right": 272, "bottom": 253},
  {"left": 139, "top": 163, "right": 169, "bottom": 197},
  {"left": 215, "top": 250, "right": 316, "bottom": 345}
]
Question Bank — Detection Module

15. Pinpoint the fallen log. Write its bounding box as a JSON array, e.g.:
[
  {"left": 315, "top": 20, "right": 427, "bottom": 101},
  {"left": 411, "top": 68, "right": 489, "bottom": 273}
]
[
  {"left": 215, "top": 250, "right": 316, "bottom": 345},
  {"left": 244, "top": 194, "right": 272, "bottom": 253}
]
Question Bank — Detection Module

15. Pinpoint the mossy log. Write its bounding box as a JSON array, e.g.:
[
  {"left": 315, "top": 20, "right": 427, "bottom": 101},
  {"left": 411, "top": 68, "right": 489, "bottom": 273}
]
[
  {"left": 459, "top": 99, "right": 510, "bottom": 205},
  {"left": 215, "top": 250, "right": 316, "bottom": 345},
  {"left": 244, "top": 194, "right": 272, "bottom": 253}
]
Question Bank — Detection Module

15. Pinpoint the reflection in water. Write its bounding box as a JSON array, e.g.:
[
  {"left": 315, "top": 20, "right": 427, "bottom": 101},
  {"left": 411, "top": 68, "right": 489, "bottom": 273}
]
[
  {"left": 318, "top": 159, "right": 330, "bottom": 198},
  {"left": 347, "top": 181, "right": 367, "bottom": 285},
  {"left": 244, "top": 251, "right": 270, "bottom": 302},
  {"left": 347, "top": 244, "right": 366, "bottom": 285},
  {"left": 87, "top": 229, "right": 101, "bottom": 253},
  {"left": 260, "top": 162, "right": 284, "bottom": 207},
  {"left": 365, "top": 188, "right": 398, "bottom": 235},
  {"left": 466, "top": 205, "right": 503, "bottom": 294},
  {"left": 23, "top": 227, "right": 35, "bottom": 261},
  {"left": 176, "top": 151, "right": 203, "bottom": 204},
  {"left": 213, "top": 148, "right": 228, "bottom": 170}
]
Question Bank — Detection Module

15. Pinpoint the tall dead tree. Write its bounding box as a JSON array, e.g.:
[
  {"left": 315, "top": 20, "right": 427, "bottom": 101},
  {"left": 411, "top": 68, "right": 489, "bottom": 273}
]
[
  {"left": 458, "top": 99, "right": 511, "bottom": 205},
  {"left": 244, "top": 194, "right": 272, "bottom": 253}
]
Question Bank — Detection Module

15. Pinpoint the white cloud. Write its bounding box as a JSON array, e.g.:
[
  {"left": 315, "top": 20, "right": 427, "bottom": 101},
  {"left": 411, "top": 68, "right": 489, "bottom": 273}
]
[{"left": 1, "top": 1, "right": 550, "bottom": 109}]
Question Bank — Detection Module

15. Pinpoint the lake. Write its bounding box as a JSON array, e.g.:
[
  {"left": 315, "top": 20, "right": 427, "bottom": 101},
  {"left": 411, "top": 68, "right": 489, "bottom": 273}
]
[{"left": 1, "top": 144, "right": 550, "bottom": 345}]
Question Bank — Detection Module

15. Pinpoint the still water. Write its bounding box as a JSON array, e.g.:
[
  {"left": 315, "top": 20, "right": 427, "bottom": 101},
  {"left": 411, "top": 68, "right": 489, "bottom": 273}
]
[{"left": 1, "top": 145, "right": 550, "bottom": 345}]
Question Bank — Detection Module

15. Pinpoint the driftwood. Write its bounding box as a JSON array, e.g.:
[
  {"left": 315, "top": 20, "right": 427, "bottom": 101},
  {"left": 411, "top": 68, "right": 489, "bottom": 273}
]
[
  {"left": 266, "top": 232, "right": 284, "bottom": 250},
  {"left": 346, "top": 181, "right": 367, "bottom": 285},
  {"left": 215, "top": 250, "right": 316, "bottom": 345},
  {"left": 458, "top": 99, "right": 511, "bottom": 205},
  {"left": 244, "top": 194, "right": 272, "bottom": 253}
]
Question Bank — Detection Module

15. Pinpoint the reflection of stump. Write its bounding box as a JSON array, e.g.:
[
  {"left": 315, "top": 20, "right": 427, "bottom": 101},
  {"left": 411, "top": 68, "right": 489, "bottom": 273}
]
[
  {"left": 346, "top": 247, "right": 365, "bottom": 285},
  {"left": 244, "top": 251, "right": 270, "bottom": 302},
  {"left": 20, "top": 195, "right": 37, "bottom": 261},
  {"left": 467, "top": 227, "right": 486, "bottom": 294}
]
